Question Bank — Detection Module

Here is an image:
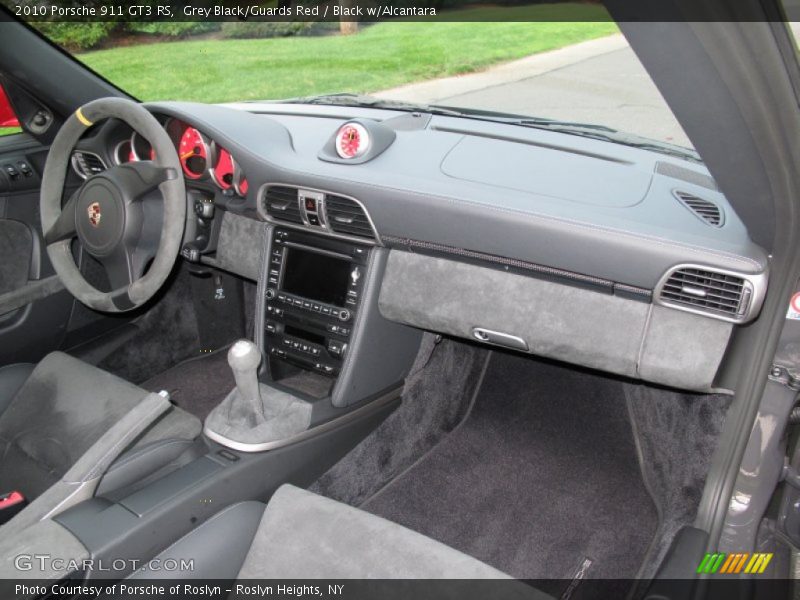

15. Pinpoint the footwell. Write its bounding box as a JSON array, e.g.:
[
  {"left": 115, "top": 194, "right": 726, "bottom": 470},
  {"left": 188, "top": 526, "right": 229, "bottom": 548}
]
[{"left": 361, "top": 350, "right": 659, "bottom": 584}]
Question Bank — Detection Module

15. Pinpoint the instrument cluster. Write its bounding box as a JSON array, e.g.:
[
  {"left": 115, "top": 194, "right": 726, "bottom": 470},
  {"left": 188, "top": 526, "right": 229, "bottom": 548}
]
[{"left": 113, "top": 118, "right": 248, "bottom": 196}]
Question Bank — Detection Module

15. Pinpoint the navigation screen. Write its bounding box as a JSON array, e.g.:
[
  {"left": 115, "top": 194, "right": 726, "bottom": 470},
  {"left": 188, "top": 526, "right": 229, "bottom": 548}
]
[{"left": 281, "top": 247, "right": 351, "bottom": 307}]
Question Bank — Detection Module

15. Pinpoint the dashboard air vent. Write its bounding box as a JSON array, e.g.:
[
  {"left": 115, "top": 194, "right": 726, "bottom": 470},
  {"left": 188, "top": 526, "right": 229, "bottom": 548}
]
[
  {"left": 674, "top": 191, "right": 723, "bottom": 227},
  {"left": 263, "top": 186, "right": 302, "bottom": 224},
  {"left": 71, "top": 151, "right": 107, "bottom": 179},
  {"left": 325, "top": 194, "right": 374, "bottom": 239},
  {"left": 659, "top": 267, "right": 749, "bottom": 319}
]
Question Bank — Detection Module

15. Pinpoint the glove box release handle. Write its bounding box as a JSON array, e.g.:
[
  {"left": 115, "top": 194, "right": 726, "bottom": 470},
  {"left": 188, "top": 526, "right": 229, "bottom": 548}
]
[{"left": 472, "top": 327, "right": 529, "bottom": 352}]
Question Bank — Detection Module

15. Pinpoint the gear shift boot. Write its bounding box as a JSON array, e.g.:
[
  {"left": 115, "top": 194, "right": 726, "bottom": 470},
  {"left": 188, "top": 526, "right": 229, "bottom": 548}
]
[{"left": 204, "top": 340, "right": 312, "bottom": 446}]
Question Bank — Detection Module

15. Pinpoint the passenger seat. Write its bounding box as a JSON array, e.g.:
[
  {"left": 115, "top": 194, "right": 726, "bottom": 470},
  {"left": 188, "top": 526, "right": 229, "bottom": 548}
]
[{"left": 129, "top": 484, "right": 551, "bottom": 594}]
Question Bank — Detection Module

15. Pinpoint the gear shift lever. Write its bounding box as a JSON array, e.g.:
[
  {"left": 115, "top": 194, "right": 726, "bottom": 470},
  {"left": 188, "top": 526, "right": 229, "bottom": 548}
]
[
  {"left": 227, "top": 339, "right": 265, "bottom": 423},
  {"left": 205, "top": 339, "right": 313, "bottom": 445}
]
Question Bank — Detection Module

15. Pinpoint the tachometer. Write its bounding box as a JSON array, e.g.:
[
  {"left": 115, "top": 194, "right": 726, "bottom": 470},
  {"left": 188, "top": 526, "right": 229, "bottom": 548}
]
[
  {"left": 211, "top": 145, "right": 234, "bottom": 190},
  {"left": 179, "top": 127, "right": 210, "bottom": 179}
]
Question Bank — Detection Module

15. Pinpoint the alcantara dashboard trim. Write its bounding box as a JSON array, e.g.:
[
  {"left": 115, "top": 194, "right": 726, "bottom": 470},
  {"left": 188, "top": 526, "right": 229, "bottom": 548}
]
[
  {"left": 382, "top": 235, "right": 652, "bottom": 300},
  {"left": 383, "top": 237, "right": 767, "bottom": 323}
]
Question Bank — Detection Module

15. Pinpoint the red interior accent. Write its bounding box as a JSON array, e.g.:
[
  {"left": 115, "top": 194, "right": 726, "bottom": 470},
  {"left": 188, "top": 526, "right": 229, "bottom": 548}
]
[
  {"left": 179, "top": 127, "right": 207, "bottom": 179},
  {"left": 0, "top": 85, "right": 20, "bottom": 128},
  {"left": 0, "top": 491, "right": 24, "bottom": 507},
  {"left": 213, "top": 148, "right": 234, "bottom": 189},
  {"left": 337, "top": 125, "right": 361, "bottom": 158}
]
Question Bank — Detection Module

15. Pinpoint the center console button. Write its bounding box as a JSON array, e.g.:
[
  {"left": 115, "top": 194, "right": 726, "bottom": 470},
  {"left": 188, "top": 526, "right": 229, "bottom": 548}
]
[
  {"left": 321, "top": 306, "right": 332, "bottom": 315},
  {"left": 338, "top": 309, "right": 351, "bottom": 322}
]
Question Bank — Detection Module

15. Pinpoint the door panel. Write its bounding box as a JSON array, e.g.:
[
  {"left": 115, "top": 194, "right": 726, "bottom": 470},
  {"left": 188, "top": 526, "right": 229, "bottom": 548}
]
[
  {"left": 0, "top": 219, "right": 31, "bottom": 295},
  {"left": 0, "top": 135, "right": 132, "bottom": 366},
  {"left": 0, "top": 136, "right": 71, "bottom": 364}
]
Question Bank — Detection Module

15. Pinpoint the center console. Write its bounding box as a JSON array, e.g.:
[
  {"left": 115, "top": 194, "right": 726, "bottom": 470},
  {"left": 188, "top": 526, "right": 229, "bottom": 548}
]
[
  {"left": 37, "top": 194, "right": 427, "bottom": 584},
  {"left": 263, "top": 227, "right": 369, "bottom": 387}
]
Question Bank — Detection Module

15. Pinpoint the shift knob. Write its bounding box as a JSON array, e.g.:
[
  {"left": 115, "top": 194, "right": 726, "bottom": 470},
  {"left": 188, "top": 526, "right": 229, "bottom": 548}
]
[
  {"left": 227, "top": 340, "right": 265, "bottom": 421},
  {"left": 228, "top": 339, "right": 261, "bottom": 372}
]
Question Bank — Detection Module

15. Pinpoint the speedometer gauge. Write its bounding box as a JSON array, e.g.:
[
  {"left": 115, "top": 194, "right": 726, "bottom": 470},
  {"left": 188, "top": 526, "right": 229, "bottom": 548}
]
[
  {"left": 179, "top": 127, "right": 210, "bottom": 179},
  {"left": 211, "top": 146, "right": 234, "bottom": 190}
]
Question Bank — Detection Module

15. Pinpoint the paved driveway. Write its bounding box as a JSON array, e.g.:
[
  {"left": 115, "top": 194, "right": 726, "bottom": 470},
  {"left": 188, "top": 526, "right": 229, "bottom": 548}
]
[{"left": 376, "top": 34, "right": 693, "bottom": 148}]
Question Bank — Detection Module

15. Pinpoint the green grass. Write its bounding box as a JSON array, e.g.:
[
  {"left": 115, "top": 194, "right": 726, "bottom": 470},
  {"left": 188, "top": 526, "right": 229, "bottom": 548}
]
[{"left": 77, "top": 5, "right": 617, "bottom": 103}]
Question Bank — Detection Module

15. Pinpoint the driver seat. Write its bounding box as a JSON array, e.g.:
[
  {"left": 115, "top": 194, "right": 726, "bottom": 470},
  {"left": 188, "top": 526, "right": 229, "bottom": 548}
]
[{"left": 0, "top": 351, "right": 201, "bottom": 504}]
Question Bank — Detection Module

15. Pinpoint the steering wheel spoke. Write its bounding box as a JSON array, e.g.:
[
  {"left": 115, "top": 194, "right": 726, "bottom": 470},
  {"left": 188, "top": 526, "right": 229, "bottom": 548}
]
[
  {"left": 43, "top": 189, "right": 80, "bottom": 245},
  {"left": 116, "top": 161, "right": 178, "bottom": 200},
  {"left": 98, "top": 246, "right": 153, "bottom": 292}
]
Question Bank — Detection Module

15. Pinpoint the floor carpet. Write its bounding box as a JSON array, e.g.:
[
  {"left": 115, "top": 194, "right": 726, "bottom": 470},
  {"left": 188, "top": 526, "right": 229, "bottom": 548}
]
[
  {"left": 142, "top": 346, "right": 233, "bottom": 421},
  {"left": 362, "top": 350, "right": 659, "bottom": 586}
]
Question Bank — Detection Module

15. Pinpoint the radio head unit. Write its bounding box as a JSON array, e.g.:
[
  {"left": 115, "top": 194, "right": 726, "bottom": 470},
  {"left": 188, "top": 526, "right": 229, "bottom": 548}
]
[
  {"left": 263, "top": 228, "right": 369, "bottom": 391},
  {"left": 281, "top": 246, "right": 352, "bottom": 308}
]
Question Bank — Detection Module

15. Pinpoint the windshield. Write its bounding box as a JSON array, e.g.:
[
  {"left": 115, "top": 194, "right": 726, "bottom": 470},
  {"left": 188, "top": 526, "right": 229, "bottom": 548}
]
[{"left": 8, "top": 4, "right": 694, "bottom": 150}]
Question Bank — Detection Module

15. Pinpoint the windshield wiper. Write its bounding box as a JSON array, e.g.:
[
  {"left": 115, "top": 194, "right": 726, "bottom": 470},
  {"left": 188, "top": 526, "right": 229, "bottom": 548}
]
[
  {"left": 272, "top": 93, "right": 466, "bottom": 117},
  {"left": 271, "top": 93, "right": 701, "bottom": 163}
]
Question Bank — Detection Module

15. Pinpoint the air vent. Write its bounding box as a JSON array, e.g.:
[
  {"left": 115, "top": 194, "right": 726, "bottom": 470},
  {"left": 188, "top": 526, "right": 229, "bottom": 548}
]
[
  {"left": 659, "top": 267, "right": 750, "bottom": 319},
  {"left": 674, "top": 191, "right": 724, "bottom": 227},
  {"left": 325, "top": 194, "right": 375, "bottom": 239},
  {"left": 71, "top": 151, "right": 106, "bottom": 179},
  {"left": 263, "top": 186, "right": 302, "bottom": 224}
]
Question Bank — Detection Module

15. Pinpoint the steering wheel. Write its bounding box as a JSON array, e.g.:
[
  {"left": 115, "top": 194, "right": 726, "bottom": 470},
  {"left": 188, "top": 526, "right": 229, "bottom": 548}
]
[{"left": 40, "top": 98, "right": 186, "bottom": 312}]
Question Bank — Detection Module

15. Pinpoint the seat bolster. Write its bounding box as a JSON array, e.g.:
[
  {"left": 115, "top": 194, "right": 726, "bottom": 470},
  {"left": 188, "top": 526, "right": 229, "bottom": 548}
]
[
  {"left": 239, "top": 484, "right": 517, "bottom": 580},
  {"left": 0, "top": 363, "right": 34, "bottom": 416},
  {"left": 128, "top": 501, "right": 266, "bottom": 580}
]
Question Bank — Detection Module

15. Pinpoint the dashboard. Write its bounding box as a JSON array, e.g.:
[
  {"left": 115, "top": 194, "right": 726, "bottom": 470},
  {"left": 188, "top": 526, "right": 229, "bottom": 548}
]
[{"left": 68, "top": 100, "right": 771, "bottom": 395}]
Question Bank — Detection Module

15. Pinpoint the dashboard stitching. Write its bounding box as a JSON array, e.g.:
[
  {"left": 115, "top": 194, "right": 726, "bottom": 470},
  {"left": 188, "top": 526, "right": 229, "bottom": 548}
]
[
  {"left": 263, "top": 164, "right": 764, "bottom": 271},
  {"left": 383, "top": 235, "right": 648, "bottom": 292}
]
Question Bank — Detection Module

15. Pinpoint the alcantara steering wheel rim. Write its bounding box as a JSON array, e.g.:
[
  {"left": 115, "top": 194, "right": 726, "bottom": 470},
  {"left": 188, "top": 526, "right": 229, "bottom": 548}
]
[{"left": 40, "top": 97, "right": 186, "bottom": 312}]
